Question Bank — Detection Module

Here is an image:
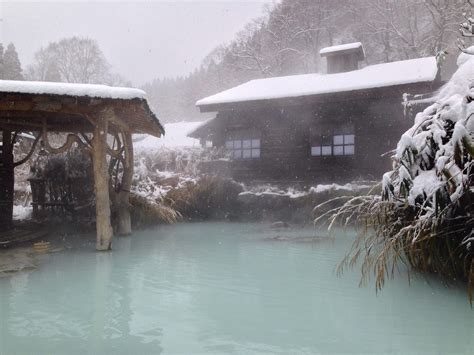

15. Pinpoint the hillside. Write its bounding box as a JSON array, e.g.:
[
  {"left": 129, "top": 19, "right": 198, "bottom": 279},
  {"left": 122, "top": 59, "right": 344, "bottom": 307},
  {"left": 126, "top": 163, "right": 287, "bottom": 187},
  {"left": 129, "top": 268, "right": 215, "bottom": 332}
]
[{"left": 143, "top": 0, "right": 465, "bottom": 123}]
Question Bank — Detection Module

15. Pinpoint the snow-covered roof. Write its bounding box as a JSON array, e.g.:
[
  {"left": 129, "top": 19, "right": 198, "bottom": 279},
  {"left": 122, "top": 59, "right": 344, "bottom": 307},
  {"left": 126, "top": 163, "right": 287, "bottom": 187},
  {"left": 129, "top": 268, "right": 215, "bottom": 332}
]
[
  {"left": 0, "top": 79, "right": 163, "bottom": 137},
  {"left": 196, "top": 57, "right": 438, "bottom": 109},
  {"left": 188, "top": 116, "right": 218, "bottom": 139},
  {"left": 134, "top": 121, "right": 204, "bottom": 151},
  {"left": 319, "top": 42, "right": 363, "bottom": 56},
  {"left": 0, "top": 80, "right": 146, "bottom": 100}
]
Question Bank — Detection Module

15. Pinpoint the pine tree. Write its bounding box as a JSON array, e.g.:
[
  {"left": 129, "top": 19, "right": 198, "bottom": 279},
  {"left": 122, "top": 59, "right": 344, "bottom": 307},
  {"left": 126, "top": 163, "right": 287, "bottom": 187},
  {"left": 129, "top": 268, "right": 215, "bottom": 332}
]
[
  {"left": 3, "top": 43, "right": 24, "bottom": 80},
  {"left": 0, "top": 44, "right": 4, "bottom": 79}
]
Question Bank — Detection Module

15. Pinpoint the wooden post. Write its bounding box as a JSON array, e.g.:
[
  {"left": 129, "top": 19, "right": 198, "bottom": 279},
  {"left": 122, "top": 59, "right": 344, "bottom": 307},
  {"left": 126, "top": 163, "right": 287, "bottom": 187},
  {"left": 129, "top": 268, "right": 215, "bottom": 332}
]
[
  {"left": 92, "top": 117, "right": 113, "bottom": 251},
  {"left": 116, "top": 131, "right": 133, "bottom": 235},
  {"left": 0, "top": 130, "right": 14, "bottom": 228}
]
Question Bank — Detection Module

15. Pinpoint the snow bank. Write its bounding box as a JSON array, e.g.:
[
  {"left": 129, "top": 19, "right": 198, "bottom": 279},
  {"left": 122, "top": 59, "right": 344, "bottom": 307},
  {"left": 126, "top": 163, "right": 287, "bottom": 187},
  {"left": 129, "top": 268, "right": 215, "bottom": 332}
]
[
  {"left": 0, "top": 80, "right": 146, "bottom": 100},
  {"left": 239, "top": 182, "right": 372, "bottom": 199},
  {"left": 197, "top": 57, "right": 438, "bottom": 107},
  {"left": 12, "top": 205, "right": 32, "bottom": 221},
  {"left": 309, "top": 183, "right": 372, "bottom": 194},
  {"left": 133, "top": 121, "right": 204, "bottom": 151}
]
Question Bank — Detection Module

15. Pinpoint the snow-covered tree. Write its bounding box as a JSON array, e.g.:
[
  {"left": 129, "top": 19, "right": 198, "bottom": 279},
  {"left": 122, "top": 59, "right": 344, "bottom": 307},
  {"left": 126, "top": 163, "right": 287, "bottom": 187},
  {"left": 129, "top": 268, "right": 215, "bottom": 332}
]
[{"left": 3, "top": 43, "right": 23, "bottom": 80}]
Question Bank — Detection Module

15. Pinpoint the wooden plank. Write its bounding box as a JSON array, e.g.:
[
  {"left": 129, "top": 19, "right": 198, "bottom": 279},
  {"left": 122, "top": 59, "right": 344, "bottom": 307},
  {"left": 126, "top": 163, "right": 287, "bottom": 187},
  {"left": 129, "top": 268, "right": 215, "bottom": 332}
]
[{"left": 0, "top": 228, "right": 49, "bottom": 248}]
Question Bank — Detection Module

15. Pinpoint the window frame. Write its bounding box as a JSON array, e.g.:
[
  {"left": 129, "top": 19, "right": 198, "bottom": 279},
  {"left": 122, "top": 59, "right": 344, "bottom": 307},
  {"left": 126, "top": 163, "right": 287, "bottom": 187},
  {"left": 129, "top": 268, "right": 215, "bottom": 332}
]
[
  {"left": 310, "top": 124, "right": 355, "bottom": 158},
  {"left": 225, "top": 130, "right": 261, "bottom": 160}
]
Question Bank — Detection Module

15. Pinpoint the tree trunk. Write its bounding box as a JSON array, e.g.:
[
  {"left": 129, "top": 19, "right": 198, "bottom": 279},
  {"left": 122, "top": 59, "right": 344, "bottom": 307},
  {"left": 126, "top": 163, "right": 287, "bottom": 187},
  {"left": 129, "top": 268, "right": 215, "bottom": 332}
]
[
  {"left": 116, "top": 131, "right": 133, "bottom": 235},
  {"left": 92, "top": 117, "right": 113, "bottom": 251}
]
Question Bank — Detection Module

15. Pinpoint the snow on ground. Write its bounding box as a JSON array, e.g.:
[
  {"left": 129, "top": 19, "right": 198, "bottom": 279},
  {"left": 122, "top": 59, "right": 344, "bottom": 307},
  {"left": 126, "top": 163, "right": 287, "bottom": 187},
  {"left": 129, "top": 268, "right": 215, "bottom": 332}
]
[
  {"left": 13, "top": 205, "right": 32, "bottom": 221},
  {"left": 309, "top": 183, "right": 372, "bottom": 194},
  {"left": 0, "top": 80, "right": 145, "bottom": 100},
  {"left": 196, "top": 57, "right": 438, "bottom": 107},
  {"left": 133, "top": 121, "right": 205, "bottom": 151},
  {"left": 239, "top": 182, "right": 373, "bottom": 199}
]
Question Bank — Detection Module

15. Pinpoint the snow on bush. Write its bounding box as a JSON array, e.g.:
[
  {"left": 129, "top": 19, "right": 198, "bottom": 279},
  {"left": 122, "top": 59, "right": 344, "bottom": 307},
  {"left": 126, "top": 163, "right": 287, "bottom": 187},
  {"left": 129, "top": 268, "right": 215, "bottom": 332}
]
[
  {"left": 383, "top": 50, "right": 474, "bottom": 219},
  {"left": 132, "top": 145, "right": 227, "bottom": 202},
  {"left": 319, "top": 49, "right": 474, "bottom": 298}
]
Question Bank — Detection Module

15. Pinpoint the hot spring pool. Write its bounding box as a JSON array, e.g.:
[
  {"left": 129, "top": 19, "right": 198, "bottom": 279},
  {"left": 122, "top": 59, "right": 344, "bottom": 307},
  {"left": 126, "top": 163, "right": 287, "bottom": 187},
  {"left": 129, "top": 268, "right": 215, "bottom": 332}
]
[{"left": 0, "top": 222, "right": 472, "bottom": 354}]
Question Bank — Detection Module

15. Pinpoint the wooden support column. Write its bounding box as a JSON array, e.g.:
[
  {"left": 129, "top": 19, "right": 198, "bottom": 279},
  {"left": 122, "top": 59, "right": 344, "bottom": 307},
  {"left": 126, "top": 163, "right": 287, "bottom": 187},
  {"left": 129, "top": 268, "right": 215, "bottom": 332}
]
[
  {"left": 0, "top": 130, "right": 14, "bottom": 228},
  {"left": 92, "top": 117, "right": 113, "bottom": 251},
  {"left": 116, "top": 131, "right": 133, "bottom": 235}
]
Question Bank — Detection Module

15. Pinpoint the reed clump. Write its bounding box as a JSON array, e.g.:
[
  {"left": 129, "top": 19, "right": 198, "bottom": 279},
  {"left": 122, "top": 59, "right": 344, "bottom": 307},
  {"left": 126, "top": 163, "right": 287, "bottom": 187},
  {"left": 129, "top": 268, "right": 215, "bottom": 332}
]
[
  {"left": 130, "top": 193, "right": 181, "bottom": 227},
  {"left": 315, "top": 53, "right": 474, "bottom": 302},
  {"left": 315, "top": 190, "right": 474, "bottom": 299},
  {"left": 164, "top": 175, "right": 243, "bottom": 220}
]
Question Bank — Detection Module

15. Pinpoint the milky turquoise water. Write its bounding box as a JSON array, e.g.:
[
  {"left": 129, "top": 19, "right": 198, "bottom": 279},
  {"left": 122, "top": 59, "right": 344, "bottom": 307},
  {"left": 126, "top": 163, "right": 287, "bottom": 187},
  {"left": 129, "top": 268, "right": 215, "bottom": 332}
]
[{"left": 0, "top": 222, "right": 473, "bottom": 354}]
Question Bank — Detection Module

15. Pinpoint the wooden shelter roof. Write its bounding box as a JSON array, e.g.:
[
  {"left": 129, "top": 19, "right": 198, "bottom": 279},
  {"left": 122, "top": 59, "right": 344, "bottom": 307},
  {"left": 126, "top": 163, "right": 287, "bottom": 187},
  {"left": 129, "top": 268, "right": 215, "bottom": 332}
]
[{"left": 0, "top": 80, "right": 164, "bottom": 137}]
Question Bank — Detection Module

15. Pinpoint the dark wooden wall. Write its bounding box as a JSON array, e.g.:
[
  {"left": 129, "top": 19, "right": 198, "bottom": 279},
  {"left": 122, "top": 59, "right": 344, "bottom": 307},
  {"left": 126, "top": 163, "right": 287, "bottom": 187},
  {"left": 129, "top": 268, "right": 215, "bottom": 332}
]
[
  {"left": 0, "top": 130, "right": 14, "bottom": 226},
  {"left": 211, "top": 89, "right": 423, "bottom": 184}
]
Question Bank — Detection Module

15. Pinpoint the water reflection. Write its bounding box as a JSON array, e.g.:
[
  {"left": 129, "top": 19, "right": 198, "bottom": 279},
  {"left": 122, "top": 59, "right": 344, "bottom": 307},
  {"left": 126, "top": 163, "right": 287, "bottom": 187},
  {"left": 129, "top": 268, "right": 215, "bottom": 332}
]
[{"left": 0, "top": 222, "right": 473, "bottom": 354}]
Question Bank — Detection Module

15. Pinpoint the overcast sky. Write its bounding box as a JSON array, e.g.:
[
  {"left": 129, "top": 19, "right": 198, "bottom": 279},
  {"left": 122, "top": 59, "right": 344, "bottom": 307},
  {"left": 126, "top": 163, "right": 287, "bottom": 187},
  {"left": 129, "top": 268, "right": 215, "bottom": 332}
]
[{"left": 0, "top": 1, "right": 271, "bottom": 85}]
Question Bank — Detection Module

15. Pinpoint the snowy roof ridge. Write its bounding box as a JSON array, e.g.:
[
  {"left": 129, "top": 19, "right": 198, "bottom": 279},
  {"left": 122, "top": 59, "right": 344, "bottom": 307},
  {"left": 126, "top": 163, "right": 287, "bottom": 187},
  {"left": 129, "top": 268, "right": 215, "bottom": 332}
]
[
  {"left": 196, "top": 56, "right": 439, "bottom": 108},
  {"left": 134, "top": 121, "right": 204, "bottom": 151},
  {"left": 0, "top": 80, "right": 146, "bottom": 100},
  {"left": 187, "top": 116, "right": 220, "bottom": 139},
  {"left": 319, "top": 42, "right": 363, "bottom": 56}
]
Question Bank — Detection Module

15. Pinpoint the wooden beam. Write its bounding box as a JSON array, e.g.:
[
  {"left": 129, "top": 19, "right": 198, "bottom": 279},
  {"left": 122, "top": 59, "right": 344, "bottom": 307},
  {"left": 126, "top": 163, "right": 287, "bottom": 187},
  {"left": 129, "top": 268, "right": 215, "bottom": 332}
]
[
  {"left": 0, "top": 122, "right": 93, "bottom": 133},
  {"left": 92, "top": 115, "right": 114, "bottom": 251}
]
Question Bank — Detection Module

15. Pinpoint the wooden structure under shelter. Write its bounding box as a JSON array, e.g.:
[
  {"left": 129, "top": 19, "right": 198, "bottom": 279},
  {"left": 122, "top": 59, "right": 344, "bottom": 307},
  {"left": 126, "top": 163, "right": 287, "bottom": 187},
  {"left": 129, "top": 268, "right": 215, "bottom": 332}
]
[{"left": 0, "top": 80, "right": 163, "bottom": 250}]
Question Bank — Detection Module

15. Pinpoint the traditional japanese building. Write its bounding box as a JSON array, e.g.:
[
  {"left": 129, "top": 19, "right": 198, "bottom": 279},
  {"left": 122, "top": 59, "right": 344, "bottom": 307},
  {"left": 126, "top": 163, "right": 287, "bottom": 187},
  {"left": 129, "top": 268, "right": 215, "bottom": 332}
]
[{"left": 190, "top": 42, "right": 441, "bottom": 183}]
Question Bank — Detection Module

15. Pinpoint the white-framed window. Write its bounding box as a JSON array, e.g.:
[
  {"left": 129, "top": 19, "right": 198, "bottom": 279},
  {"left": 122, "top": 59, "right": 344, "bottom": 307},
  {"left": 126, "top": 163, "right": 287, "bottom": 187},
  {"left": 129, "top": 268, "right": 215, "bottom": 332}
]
[
  {"left": 225, "top": 131, "right": 261, "bottom": 160},
  {"left": 311, "top": 125, "right": 355, "bottom": 157}
]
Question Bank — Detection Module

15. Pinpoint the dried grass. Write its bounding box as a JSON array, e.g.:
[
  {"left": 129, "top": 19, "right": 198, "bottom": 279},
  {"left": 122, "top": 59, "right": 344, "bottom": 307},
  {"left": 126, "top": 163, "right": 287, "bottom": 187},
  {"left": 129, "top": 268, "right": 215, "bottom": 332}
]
[
  {"left": 314, "top": 186, "right": 474, "bottom": 303},
  {"left": 130, "top": 193, "right": 181, "bottom": 227},
  {"left": 164, "top": 175, "right": 243, "bottom": 220}
]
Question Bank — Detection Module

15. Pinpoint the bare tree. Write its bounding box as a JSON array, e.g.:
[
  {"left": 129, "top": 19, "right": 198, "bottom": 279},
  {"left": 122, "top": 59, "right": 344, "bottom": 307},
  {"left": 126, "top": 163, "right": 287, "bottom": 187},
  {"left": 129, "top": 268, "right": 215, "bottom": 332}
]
[
  {"left": 26, "top": 46, "right": 61, "bottom": 82},
  {"left": 225, "top": 0, "right": 352, "bottom": 77},
  {"left": 226, "top": 19, "right": 274, "bottom": 77},
  {"left": 27, "top": 37, "right": 110, "bottom": 84},
  {"left": 350, "top": 0, "right": 466, "bottom": 63}
]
